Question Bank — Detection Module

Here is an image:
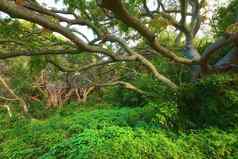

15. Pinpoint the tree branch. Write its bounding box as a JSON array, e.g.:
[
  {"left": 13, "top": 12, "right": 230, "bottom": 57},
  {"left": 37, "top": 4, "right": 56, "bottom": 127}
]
[
  {"left": 0, "top": 48, "right": 81, "bottom": 60},
  {"left": 96, "top": 81, "right": 147, "bottom": 95},
  {"left": 98, "top": 0, "right": 194, "bottom": 65},
  {"left": 200, "top": 35, "right": 232, "bottom": 72},
  {"left": 0, "top": 0, "right": 117, "bottom": 60},
  {"left": 0, "top": 75, "right": 28, "bottom": 113}
]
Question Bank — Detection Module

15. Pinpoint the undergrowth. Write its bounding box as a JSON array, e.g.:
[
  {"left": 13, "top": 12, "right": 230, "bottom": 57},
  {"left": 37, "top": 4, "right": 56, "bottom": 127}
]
[{"left": 0, "top": 74, "right": 238, "bottom": 159}]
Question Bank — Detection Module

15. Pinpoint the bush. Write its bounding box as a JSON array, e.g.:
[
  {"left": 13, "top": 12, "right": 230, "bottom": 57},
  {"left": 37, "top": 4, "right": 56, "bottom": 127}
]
[
  {"left": 42, "top": 127, "right": 238, "bottom": 159},
  {"left": 143, "top": 101, "right": 178, "bottom": 129},
  {"left": 103, "top": 85, "right": 148, "bottom": 107},
  {"left": 41, "top": 126, "right": 176, "bottom": 159},
  {"left": 1, "top": 97, "right": 238, "bottom": 159},
  {"left": 177, "top": 74, "right": 238, "bottom": 129},
  {"left": 28, "top": 101, "right": 54, "bottom": 119},
  {"left": 0, "top": 102, "right": 180, "bottom": 158}
]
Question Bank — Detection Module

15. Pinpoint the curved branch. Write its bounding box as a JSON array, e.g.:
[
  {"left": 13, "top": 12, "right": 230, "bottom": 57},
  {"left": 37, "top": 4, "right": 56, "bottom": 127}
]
[
  {"left": 96, "top": 81, "right": 147, "bottom": 95},
  {"left": 98, "top": 0, "right": 194, "bottom": 65},
  {"left": 0, "top": 0, "right": 117, "bottom": 60},
  {"left": 0, "top": 75, "right": 28, "bottom": 113},
  {"left": 200, "top": 36, "right": 232, "bottom": 72},
  {"left": 105, "top": 34, "right": 178, "bottom": 89},
  {"left": 25, "top": 2, "right": 102, "bottom": 37},
  {"left": 212, "top": 47, "right": 238, "bottom": 72}
]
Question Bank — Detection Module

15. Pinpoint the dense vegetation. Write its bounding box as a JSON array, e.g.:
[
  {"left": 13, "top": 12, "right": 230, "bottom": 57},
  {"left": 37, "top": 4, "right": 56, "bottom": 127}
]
[
  {"left": 1, "top": 74, "right": 238, "bottom": 158},
  {"left": 0, "top": 0, "right": 238, "bottom": 158}
]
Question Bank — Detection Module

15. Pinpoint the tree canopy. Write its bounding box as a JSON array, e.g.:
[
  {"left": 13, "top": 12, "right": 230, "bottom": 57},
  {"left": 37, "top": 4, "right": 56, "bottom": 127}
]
[{"left": 0, "top": 0, "right": 237, "bottom": 90}]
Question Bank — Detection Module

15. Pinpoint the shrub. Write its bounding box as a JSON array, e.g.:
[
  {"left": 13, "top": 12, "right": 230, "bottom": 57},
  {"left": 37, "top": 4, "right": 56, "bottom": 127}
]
[
  {"left": 1, "top": 100, "right": 238, "bottom": 159},
  {"left": 41, "top": 126, "right": 184, "bottom": 159},
  {"left": 103, "top": 85, "right": 148, "bottom": 107},
  {"left": 143, "top": 101, "right": 178, "bottom": 129},
  {"left": 177, "top": 74, "right": 238, "bottom": 129},
  {"left": 42, "top": 127, "right": 238, "bottom": 159},
  {"left": 0, "top": 102, "right": 179, "bottom": 158}
]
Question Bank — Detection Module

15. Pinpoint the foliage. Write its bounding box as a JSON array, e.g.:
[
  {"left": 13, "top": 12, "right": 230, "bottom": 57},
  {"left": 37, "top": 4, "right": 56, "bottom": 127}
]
[
  {"left": 42, "top": 127, "right": 238, "bottom": 159},
  {"left": 103, "top": 54, "right": 189, "bottom": 107},
  {"left": 0, "top": 102, "right": 176, "bottom": 158},
  {"left": 177, "top": 74, "right": 238, "bottom": 129},
  {"left": 103, "top": 85, "right": 147, "bottom": 107},
  {"left": 1, "top": 96, "right": 238, "bottom": 159},
  {"left": 212, "top": 0, "right": 238, "bottom": 36},
  {"left": 0, "top": 0, "right": 238, "bottom": 158}
]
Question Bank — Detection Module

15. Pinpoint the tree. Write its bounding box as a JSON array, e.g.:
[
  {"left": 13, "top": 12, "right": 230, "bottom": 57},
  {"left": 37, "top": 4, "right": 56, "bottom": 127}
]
[{"left": 0, "top": 0, "right": 237, "bottom": 96}]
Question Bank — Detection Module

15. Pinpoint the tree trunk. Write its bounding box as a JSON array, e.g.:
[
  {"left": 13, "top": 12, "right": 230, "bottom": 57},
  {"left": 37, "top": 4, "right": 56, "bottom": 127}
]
[{"left": 183, "top": 44, "right": 201, "bottom": 80}]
